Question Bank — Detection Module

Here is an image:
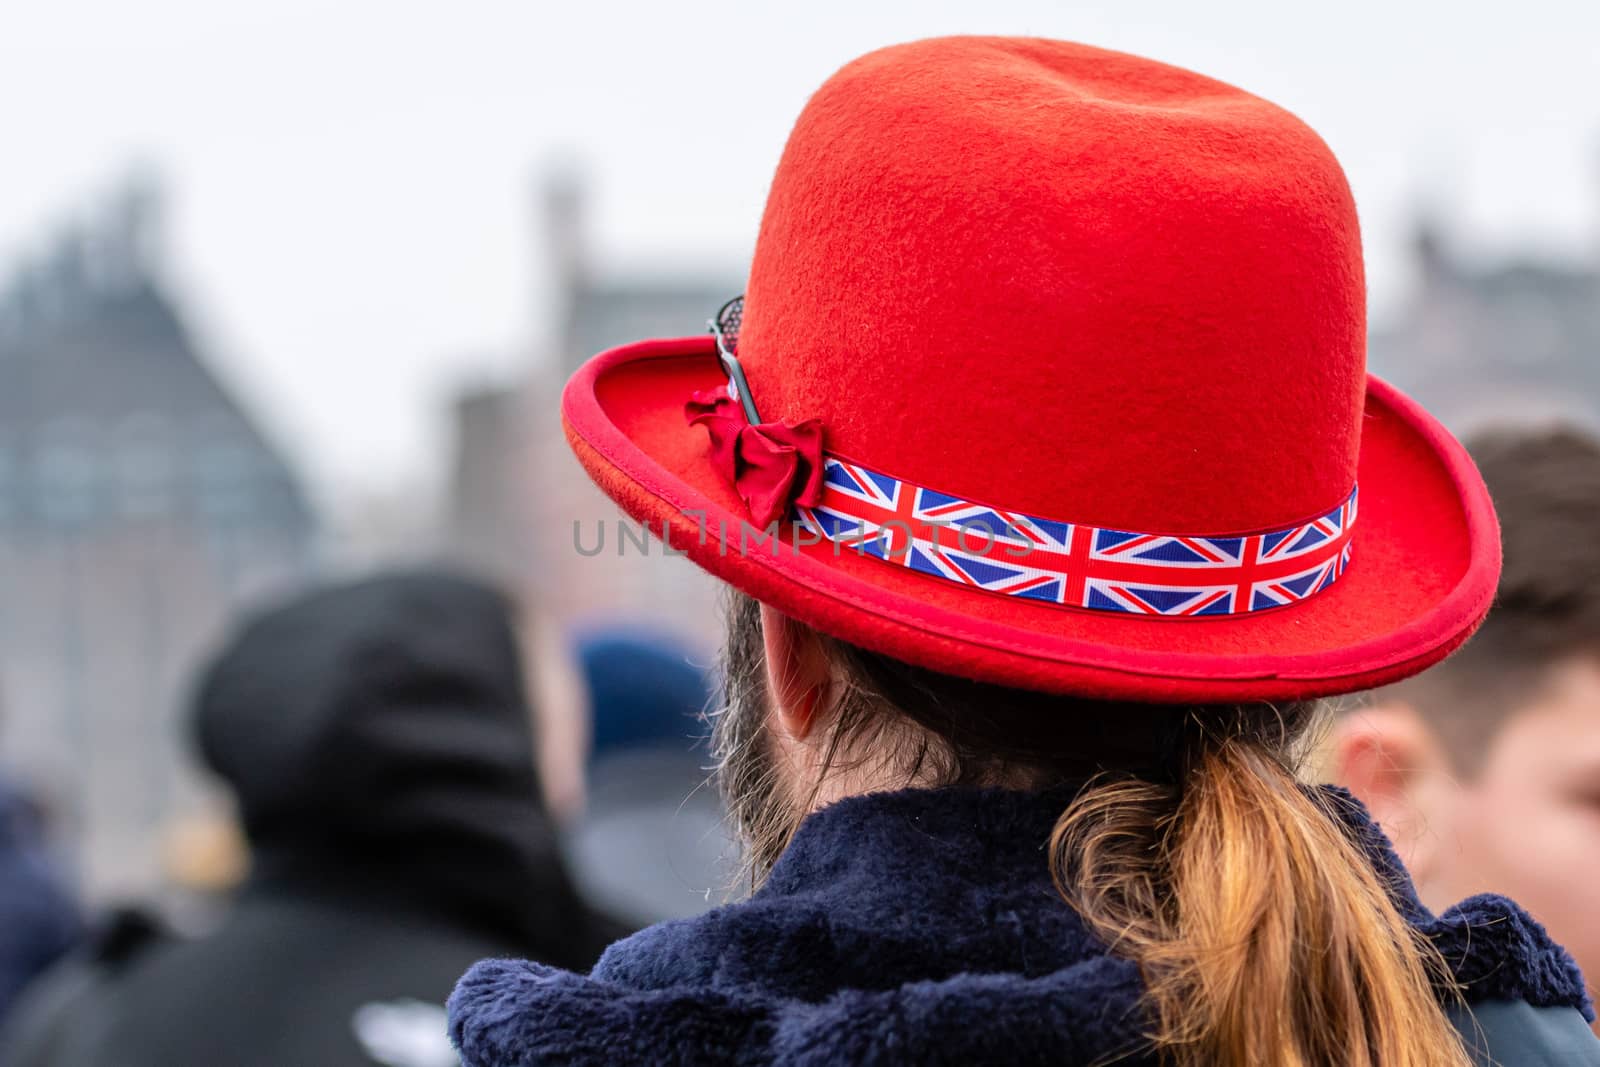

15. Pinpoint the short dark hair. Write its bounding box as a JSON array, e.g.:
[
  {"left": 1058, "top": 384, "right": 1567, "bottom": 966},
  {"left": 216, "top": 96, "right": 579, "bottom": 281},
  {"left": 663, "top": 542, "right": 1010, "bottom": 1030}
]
[{"left": 1382, "top": 425, "right": 1600, "bottom": 769}]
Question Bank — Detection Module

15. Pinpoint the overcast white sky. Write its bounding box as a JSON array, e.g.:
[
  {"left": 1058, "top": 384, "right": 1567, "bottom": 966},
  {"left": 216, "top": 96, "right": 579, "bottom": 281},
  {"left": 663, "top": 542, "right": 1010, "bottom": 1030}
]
[{"left": 4, "top": 1, "right": 1598, "bottom": 508}]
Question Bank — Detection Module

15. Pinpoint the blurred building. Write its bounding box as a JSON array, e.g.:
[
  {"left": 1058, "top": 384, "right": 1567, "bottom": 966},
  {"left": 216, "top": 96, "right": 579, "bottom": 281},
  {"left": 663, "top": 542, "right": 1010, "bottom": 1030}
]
[
  {"left": 1371, "top": 219, "right": 1600, "bottom": 432},
  {"left": 447, "top": 172, "right": 734, "bottom": 647},
  {"left": 0, "top": 179, "right": 318, "bottom": 899}
]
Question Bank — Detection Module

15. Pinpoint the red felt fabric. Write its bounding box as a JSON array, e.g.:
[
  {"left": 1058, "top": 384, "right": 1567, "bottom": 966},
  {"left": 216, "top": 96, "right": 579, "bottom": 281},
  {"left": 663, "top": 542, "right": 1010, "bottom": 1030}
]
[
  {"left": 554, "top": 37, "right": 1501, "bottom": 701},
  {"left": 742, "top": 37, "right": 1364, "bottom": 535}
]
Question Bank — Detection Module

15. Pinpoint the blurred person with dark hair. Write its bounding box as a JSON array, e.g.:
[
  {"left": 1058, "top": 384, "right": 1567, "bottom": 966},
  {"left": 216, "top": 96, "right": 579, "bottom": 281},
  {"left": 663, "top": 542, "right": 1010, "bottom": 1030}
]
[
  {"left": 1333, "top": 426, "right": 1600, "bottom": 1027},
  {"left": 562, "top": 626, "right": 735, "bottom": 926},
  {"left": 0, "top": 776, "right": 79, "bottom": 1027},
  {"left": 0, "top": 571, "right": 622, "bottom": 1067}
]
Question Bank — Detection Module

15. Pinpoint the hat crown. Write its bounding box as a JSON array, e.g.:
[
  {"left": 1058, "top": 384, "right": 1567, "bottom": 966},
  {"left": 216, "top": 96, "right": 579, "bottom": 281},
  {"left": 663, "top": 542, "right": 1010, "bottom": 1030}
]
[{"left": 740, "top": 36, "right": 1365, "bottom": 535}]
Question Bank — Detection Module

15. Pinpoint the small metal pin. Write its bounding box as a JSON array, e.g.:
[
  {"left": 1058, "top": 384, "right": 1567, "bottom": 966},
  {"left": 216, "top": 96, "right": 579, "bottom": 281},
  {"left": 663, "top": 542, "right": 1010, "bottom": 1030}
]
[{"left": 709, "top": 295, "right": 761, "bottom": 424}]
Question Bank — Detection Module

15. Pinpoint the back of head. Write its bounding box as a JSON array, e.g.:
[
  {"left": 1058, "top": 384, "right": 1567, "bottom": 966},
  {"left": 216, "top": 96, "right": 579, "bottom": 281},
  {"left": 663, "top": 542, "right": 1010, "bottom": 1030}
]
[
  {"left": 547, "top": 33, "right": 1515, "bottom": 1067},
  {"left": 193, "top": 569, "right": 578, "bottom": 945},
  {"left": 719, "top": 592, "right": 1472, "bottom": 1067}
]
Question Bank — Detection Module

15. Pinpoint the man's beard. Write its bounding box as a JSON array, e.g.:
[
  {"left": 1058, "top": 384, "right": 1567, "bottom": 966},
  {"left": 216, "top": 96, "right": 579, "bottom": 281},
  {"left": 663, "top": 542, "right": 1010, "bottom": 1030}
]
[{"left": 711, "top": 591, "right": 805, "bottom": 886}]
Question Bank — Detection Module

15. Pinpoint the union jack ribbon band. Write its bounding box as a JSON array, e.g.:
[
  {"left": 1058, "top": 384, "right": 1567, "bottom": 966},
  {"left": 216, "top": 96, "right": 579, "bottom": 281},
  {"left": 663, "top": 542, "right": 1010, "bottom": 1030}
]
[
  {"left": 794, "top": 458, "right": 1357, "bottom": 617},
  {"left": 705, "top": 296, "right": 1355, "bottom": 618}
]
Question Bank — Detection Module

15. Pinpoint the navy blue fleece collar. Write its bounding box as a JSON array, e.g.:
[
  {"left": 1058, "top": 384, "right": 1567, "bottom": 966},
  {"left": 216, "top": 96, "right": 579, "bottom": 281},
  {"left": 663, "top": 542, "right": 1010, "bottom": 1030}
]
[{"left": 450, "top": 785, "right": 1591, "bottom": 1066}]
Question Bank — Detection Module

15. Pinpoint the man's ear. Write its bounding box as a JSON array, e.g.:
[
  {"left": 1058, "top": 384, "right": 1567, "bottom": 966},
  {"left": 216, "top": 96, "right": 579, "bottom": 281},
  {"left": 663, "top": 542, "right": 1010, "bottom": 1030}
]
[
  {"left": 1331, "top": 700, "right": 1453, "bottom": 881},
  {"left": 759, "top": 604, "right": 833, "bottom": 743}
]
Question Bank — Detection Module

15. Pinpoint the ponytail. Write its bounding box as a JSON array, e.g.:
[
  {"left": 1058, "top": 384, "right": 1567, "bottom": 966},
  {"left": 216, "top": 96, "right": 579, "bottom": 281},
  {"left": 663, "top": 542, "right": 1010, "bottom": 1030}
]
[
  {"left": 1050, "top": 709, "right": 1471, "bottom": 1067},
  {"left": 718, "top": 595, "right": 1476, "bottom": 1066}
]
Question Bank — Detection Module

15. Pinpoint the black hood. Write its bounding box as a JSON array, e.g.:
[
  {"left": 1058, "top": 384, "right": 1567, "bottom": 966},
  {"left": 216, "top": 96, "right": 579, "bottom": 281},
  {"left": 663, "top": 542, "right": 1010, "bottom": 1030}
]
[{"left": 193, "top": 570, "right": 585, "bottom": 949}]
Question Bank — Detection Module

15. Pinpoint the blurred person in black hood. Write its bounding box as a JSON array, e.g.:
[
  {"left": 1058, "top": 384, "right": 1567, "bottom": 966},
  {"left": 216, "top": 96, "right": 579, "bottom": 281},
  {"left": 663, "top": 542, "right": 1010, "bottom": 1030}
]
[{"left": 0, "top": 570, "right": 623, "bottom": 1067}]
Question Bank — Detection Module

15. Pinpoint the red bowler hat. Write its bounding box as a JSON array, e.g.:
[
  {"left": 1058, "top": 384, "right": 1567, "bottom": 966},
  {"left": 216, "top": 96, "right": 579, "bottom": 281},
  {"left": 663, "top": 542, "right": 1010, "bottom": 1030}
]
[{"left": 561, "top": 36, "right": 1500, "bottom": 702}]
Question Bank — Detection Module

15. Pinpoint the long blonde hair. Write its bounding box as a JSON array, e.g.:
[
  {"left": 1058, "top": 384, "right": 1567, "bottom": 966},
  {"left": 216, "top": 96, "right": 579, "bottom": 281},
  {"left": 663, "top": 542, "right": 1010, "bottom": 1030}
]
[
  {"left": 713, "top": 592, "right": 1471, "bottom": 1066},
  {"left": 1050, "top": 708, "right": 1468, "bottom": 1066}
]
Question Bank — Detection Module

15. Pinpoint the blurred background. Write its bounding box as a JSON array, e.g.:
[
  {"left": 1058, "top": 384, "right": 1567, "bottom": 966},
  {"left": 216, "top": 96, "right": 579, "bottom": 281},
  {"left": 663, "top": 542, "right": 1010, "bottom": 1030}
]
[{"left": 1, "top": 0, "right": 1597, "bottom": 909}]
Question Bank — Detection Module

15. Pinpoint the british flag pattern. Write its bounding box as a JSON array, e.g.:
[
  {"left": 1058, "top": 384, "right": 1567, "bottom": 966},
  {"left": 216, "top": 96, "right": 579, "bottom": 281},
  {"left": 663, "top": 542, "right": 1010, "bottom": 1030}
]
[{"left": 795, "top": 457, "right": 1357, "bottom": 617}]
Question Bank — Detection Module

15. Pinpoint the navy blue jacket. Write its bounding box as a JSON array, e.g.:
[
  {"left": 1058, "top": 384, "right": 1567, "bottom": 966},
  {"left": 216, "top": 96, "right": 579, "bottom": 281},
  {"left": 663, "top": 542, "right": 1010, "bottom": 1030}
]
[
  {"left": 0, "top": 779, "right": 79, "bottom": 1027},
  {"left": 450, "top": 785, "right": 1598, "bottom": 1066}
]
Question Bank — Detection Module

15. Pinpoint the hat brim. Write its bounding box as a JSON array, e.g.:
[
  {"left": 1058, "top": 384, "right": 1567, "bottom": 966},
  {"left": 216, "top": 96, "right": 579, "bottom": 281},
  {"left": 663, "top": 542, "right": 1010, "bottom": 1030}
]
[{"left": 562, "top": 336, "right": 1499, "bottom": 703}]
